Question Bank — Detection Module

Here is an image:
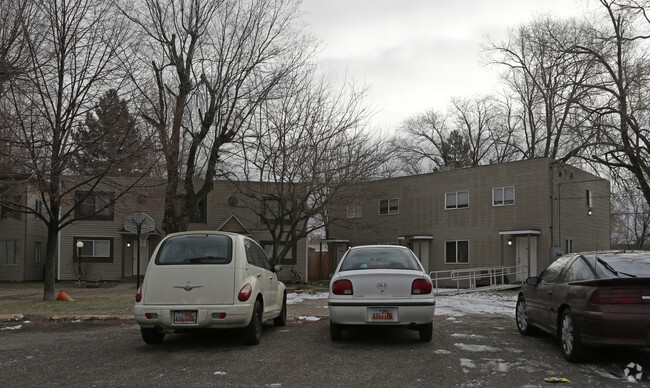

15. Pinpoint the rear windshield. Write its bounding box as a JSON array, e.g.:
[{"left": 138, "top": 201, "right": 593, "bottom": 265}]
[
  {"left": 595, "top": 253, "right": 650, "bottom": 278},
  {"left": 155, "top": 234, "right": 232, "bottom": 265},
  {"left": 339, "top": 247, "right": 421, "bottom": 271}
]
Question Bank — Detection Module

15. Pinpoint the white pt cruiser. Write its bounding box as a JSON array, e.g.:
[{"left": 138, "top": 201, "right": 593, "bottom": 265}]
[{"left": 134, "top": 231, "right": 286, "bottom": 345}]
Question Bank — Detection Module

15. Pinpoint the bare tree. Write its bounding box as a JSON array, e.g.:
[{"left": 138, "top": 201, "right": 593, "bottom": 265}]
[
  {"left": 390, "top": 110, "right": 449, "bottom": 174},
  {"left": 0, "top": 0, "right": 147, "bottom": 300},
  {"left": 486, "top": 15, "right": 597, "bottom": 162},
  {"left": 566, "top": 0, "right": 650, "bottom": 211},
  {"left": 123, "top": 0, "right": 310, "bottom": 234},
  {"left": 611, "top": 174, "right": 650, "bottom": 249},
  {"left": 449, "top": 96, "right": 502, "bottom": 166},
  {"left": 231, "top": 72, "right": 388, "bottom": 264}
]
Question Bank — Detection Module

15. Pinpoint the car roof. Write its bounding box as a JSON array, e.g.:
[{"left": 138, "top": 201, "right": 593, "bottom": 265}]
[{"left": 163, "top": 231, "right": 248, "bottom": 239}]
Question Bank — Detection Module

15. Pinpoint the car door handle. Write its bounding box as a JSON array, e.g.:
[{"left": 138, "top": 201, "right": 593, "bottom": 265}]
[
  {"left": 268, "top": 276, "right": 274, "bottom": 280},
  {"left": 548, "top": 291, "right": 553, "bottom": 295},
  {"left": 256, "top": 273, "right": 262, "bottom": 278}
]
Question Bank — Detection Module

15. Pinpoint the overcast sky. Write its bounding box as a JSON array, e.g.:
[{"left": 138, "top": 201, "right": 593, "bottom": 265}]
[{"left": 300, "top": 0, "right": 585, "bottom": 132}]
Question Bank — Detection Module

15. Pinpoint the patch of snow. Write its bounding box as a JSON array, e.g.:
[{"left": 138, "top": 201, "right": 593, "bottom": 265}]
[
  {"left": 298, "top": 316, "right": 320, "bottom": 321},
  {"left": 454, "top": 343, "right": 500, "bottom": 352},
  {"left": 286, "top": 292, "right": 328, "bottom": 305},
  {"left": 460, "top": 358, "right": 476, "bottom": 368},
  {"left": 213, "top": 371, "right": 226, "bottom": 376},
  {"left": 434, "top": 349, "right": 451, "bottom": 355},
  {"left": 0, "top": 325, "right": 22, "bottom": 331},
  {"left": 451, "top": 333, "right": 485, "bottom": 339},
  {"left": 436, "top": 292, "right": 517, "bottom": 317}
]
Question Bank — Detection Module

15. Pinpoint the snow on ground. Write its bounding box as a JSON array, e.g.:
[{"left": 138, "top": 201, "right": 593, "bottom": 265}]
[
  {"left": 435, "top": 290, "right": 518, "bottom": 317},
  {"left": 286, "top": 291, "right": 328, "bottom": 305},
  {"left": 287, "top": 289, "right": 519, "bottom": 317}
]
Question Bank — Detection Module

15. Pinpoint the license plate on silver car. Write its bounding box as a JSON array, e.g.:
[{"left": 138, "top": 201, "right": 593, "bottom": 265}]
[
  {"left": 368, "top": 307, "right": 397, "bottom": 322},
  {"left": 174, "top": 310, "right": 198, "bottom": 324}
]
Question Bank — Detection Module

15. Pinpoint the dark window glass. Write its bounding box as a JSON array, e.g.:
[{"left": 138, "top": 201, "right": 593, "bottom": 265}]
[
  {"left": 155, "top": 234, "right": 232, "bottom": 265},
  {"left": 340, "top": 247, "right": 420, "bottom": 271}
]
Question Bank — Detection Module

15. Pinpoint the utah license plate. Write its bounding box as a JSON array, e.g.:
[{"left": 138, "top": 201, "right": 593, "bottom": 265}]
[
  {"left": 173, "top": 310, "right": 198, "bottom": 324},
  {"left": 368, "top": 308, "right": 397, "bottom": 322}
]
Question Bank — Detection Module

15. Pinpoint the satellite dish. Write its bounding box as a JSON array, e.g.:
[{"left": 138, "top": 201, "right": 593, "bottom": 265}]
[{"left": 125, "top": 212, "right": 155, "bottom": 234}]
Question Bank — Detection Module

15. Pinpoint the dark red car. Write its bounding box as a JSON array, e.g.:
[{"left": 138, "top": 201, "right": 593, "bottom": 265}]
[{"left": 515, "top": 251, "right": 650, "bottom": 362}]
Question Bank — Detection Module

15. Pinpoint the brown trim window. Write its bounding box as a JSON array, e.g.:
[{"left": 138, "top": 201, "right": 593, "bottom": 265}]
[
  {"left": 74, "top": 237, "right": 113, "bottom": 263},
  {"left": 0, "top": 239, "right": 21, "bottom": 265},
  {"left": 261, "top": 241, "right": 297, "bottom": 265},
  {"left": 262, "top": 197, "right": 292, "bottom": 224},
  {"left": 74, "top": 191, "right": 114, "bottom": 221},
  {"left": 445, "top": 240, "right": 469, "bottom": 264},
  {"left": 1, "top": 195, "right": 22, "bottom": 220},
  {"left": 379, "top": 198, "right": 399, "bottom": 215}
]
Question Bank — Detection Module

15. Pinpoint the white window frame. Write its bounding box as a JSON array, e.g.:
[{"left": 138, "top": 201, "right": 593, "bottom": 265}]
[
  {"left": 445, "top": 191, "right": 469, "bottom": 209},
  {"left": 379, "top": 198, "right": 399, "bottom": 215},
  {"left": 347, "top": 202, "right": 362, "bottom": 218},
  {"left": 445, "top": 240, "right": 469, "bottom": 264},
  {"left": 493, "top": 186, "right": 515, "bottom": 206},
  {"left": 34, "top": 241, "right": 41, "bottom": 263}
]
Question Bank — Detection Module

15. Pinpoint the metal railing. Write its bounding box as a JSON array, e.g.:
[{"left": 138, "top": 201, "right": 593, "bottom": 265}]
[{"left": 429, "top": 265, "right": 527, "bottom": 294}]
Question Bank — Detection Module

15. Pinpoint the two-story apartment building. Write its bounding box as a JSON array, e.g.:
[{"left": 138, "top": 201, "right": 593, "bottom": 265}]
[
  {"left": 327, "top": 158, "right": 610, "bottom": 280},
  {"left": 0, "top": 177, "right": 308, "bottom": 283}
]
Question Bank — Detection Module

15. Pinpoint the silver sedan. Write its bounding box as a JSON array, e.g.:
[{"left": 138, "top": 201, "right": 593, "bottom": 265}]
[{"left": 328, "top": 245, "right": 436, "bottom": 342}]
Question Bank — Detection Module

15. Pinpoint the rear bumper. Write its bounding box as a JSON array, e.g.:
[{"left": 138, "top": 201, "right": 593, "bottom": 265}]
[
  {"left": 328, "top": 299, "right": 435, "bottom": 325},
  {"left": 134, "top": 303, "right": 253, "bottom": 331},
  {"left": 576, "top": 310, "right": 650, "bottom": 347}
]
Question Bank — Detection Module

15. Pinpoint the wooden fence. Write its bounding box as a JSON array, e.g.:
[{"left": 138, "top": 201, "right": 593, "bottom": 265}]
[{"left": 308, "top": 250, "right": 329, "bottom": 282}]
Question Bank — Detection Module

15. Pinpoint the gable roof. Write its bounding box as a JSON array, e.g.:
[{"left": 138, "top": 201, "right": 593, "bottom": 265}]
[{"left": 217, "top": 213, "right": 251, "bottom": 235}]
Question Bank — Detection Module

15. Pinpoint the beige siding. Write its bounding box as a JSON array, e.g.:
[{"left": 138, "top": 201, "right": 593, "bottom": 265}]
[
  {"left": 57, "top": 178, "right": 308, "bottom": 282},
  {"left": 330, "top": 158, "right": 610, "bottom": 276}
]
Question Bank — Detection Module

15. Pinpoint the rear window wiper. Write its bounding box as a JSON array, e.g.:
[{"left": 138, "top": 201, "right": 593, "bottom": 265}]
[{"left": 597, "top": 258, "right": 636, "bottom": 278}]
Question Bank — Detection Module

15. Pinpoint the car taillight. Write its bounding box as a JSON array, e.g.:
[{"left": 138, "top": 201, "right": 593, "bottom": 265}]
[
  {"left": 238, "top": 284, "right": 252, "bottom": 302},
  {"left": 592, "top": 288, "right": 643, "bottom": 304},
  {"left": 412, "top": 278, "right": 432, "bottom": 295},
  {"left": 332, "top": 279, "right": 353, "bottom": 295},
  {"left": 135, "top": 285, "right": 143, "bottom": 303}
]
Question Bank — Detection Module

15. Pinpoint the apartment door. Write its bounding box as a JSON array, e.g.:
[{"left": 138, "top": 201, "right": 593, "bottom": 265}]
[
  {"left": 516, "top": 236, "right": 537, "bottom": 281},
  {"left": 411, "top": 239, "right": 431, "bottom": 273}
]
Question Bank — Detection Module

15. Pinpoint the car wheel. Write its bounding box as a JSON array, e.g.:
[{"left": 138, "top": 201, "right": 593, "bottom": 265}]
[
  {"left": 418, "top": 322, "right": 433, "bottom": 342},
  {"left": 245, "top": 299, "right": 263, "bottom": 345},
  {"left": 515, "top": 296, "right": 535, "bottom": 336},
  {"left": 273, "top": 292, "right": 287, "bottom": 327},
  {"left": 330, "top": 321, "right": 343, "bottom": 341},
  {"left": 141, "top": 327, "right": 165, "bottom": 345},
  {"left": 560, "top": 309, "right": 583, "bottom": 362}
]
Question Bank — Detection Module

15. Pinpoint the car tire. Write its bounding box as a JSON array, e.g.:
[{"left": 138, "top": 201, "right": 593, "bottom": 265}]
[
  {"left": 418, "top": 322, "right": 433, "bottom": 342},
  {"left": 515, "top": 296, "right": 535, "bottom": 336},
  {"left": 560, "top": 309, "right": 584, "bottom": 362},
  {"left": 245, "top": 299, "right": 263, "bottom": 345},
  {"left": 330, "top": 321, "right": 343, "bottom": 341},
  {"left": 273, "top": 292, "right": 287, "bottom": 327},
  {"left": 141, "top": 327, "right": 165, "bottom": 345}
]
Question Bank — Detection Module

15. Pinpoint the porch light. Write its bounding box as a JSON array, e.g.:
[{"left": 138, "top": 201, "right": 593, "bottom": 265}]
[{"left": 507, "top": 239, "right": 513, "bottom": 246}]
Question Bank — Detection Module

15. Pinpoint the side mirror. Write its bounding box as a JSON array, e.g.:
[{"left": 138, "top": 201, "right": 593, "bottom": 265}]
[
  {"left": 273, "top": 264, "right": 283, "bottom": 273},
  {"left": 525, "top": 276, "right": 539, "bottom": 285}
]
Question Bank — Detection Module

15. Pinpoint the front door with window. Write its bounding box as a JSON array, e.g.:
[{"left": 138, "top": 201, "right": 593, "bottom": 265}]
[{"left": 516, "top": 236, "right": 537, "bottom": 281}]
